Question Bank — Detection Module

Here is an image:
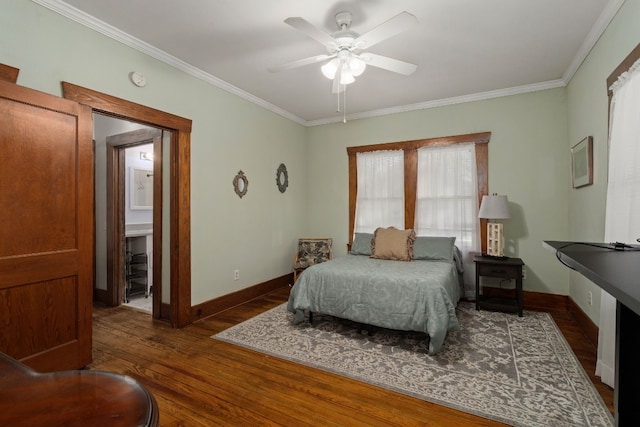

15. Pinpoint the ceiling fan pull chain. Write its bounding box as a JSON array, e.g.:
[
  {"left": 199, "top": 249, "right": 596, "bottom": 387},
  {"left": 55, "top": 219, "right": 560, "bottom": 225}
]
[{"left": 343, "top": 87, "right": 347, "bottom": 123}]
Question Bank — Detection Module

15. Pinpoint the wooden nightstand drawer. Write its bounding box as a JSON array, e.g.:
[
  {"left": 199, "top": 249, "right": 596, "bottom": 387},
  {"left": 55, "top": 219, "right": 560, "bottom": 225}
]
[
  {"left": 477, "top": 263, "right": 521, "bottom": 279},
  {"left": 474, "top": 255, "right": 524, "bottom": 317}
]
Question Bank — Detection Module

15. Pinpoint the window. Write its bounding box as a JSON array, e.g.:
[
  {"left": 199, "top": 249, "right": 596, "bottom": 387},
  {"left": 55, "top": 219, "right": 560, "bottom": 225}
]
[
  {"left": 597, "top": 42, "right": 640, "bottom": 388},
  {"left": 415, "top": 143, "right": 480, "bottom": 245},
  {"left": 355, "top": 150, "right": 405, "bottom": 232},
  {"left": 415, "top": 143, "right": 481, "bottom": 285},
  {"left": 347, "top": 132, "right": 490, "bottom": 253}
]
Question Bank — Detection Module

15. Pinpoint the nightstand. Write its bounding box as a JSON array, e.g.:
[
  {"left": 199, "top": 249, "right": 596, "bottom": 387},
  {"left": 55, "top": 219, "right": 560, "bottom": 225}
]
[{"left": 474, "top": 255, "right": 524, "bottom": 316}]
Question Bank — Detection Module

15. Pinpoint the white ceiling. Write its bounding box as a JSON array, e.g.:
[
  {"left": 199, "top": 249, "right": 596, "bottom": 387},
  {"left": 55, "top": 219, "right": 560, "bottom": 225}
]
[{"left": 40, "top": 0, "right": 623, "bottom": 126}]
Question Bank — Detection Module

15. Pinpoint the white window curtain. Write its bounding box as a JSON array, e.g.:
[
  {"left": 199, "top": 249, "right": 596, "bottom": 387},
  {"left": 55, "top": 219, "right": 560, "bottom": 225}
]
[
  {"left": 414, "top": 143, "right": 480, "bottom": 292},
  {"left": 597, "top": 57, "right": 640, "bottom": 388},
  {"left": 354, "top": 150, "right": 405, "bottom": 233}
]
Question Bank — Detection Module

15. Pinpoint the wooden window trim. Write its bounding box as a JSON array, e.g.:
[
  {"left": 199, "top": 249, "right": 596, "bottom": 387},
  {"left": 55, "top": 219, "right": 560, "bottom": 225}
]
[
  {"left": 607, "top": 42, "right": 640, "bottom": 131},
  {"left": 347, "top": 132, "right": 490, "bottom": 252},
  {"left": 607, "top": 42, "right": 640, "bottom": 98}
]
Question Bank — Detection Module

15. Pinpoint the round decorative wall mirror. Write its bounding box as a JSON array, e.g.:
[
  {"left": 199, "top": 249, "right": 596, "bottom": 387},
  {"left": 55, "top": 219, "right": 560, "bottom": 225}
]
[
  {"left": 233, "top": 170, "right": 248, "bottom": 198},
  {"left": 276, "top": 163, "right": 288, "bottom": 193}
]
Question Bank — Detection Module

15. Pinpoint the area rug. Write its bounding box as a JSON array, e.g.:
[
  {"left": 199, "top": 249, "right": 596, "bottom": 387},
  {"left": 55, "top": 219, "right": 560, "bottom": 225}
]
[{"left": 212, "top": 302, "right": 613, "bottom": 427}]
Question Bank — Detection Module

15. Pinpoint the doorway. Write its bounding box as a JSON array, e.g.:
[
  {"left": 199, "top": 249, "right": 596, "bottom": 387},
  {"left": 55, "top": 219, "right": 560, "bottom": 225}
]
[
  {"left": 94, "top": 117, "right": 164, "bottom": 316},
  {"left": 63, "top": 82, "right": 193, "bottom": 328},
  {"left": 122, "top": 143, "right": 154, "bottom": 311}
]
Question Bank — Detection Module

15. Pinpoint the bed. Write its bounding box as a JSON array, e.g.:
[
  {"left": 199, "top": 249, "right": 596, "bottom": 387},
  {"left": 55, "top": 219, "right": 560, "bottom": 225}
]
[{"left": 287, "top": 230, "right": 463, "bottom": 355}]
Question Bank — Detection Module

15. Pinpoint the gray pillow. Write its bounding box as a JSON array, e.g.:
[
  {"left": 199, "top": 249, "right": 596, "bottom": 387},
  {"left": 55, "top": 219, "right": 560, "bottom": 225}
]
[
  {"left": 413, "top": 236, "right": 456, "bottom": 261},
  {"left": 350, "top": 232, "right": 374, "bottom": 255}
]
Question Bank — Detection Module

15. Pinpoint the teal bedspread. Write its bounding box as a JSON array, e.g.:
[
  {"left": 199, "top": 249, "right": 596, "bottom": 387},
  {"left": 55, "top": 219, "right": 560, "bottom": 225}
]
[{"left": 287, "top": 255, "right": 461, "bottom": 355}]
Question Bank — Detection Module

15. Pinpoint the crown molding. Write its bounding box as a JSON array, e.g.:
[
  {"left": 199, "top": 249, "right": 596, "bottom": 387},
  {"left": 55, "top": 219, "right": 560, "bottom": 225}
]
[
  {"left": 562, "top": 0, "right": 626, "bottom": 83},
  {"left": 33, "top": 0, "right": 622, "bottom": 128},
  {"left": 307, "top": 79, "right": 567, "bottom": 126},
  {"left": 31, "top": 0, "right": 307, "bottom": 126}
]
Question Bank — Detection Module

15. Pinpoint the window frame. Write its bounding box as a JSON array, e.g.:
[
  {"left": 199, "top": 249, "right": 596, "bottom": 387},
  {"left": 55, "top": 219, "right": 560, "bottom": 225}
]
[
  {"left": 347, "top": 132, "right": 490, "bottom": 252},
  {"left": 607, "top": 43, "right": 640, "bottom": 101}
]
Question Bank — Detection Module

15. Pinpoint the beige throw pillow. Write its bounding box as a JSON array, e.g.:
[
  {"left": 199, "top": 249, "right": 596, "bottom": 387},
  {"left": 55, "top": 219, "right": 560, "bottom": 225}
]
[{"left": 371, "top": 227, "right": 415, "bottom": 261}]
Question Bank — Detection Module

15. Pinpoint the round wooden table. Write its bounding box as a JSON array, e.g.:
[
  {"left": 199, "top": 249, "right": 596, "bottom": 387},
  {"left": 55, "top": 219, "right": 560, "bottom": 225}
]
[{"left": 0, "top": 352, "right": 159, "bottom": 427}]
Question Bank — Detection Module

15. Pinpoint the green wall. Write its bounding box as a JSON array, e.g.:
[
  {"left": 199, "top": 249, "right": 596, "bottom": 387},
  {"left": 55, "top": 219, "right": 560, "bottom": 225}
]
[
  {"left": 307, "top": 0, "right": 640, "bottom": 323},
  {"left": 306, "top": 88, "right": 571, "bottom": 297},
  {"left": 0, "top": 0, "right": 308, "bottom": 305},
  {"left": 566, "top": 0, "right": 640, "bottom": 323},
  {"left": 3, "top": 0, "right": 640, "bottom": 323}
]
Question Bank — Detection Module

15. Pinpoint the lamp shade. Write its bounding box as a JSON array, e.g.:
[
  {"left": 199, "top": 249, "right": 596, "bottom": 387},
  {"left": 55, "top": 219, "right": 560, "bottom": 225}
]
[{"left": 478, "top": 195, "right": 510, "bottom": 219}]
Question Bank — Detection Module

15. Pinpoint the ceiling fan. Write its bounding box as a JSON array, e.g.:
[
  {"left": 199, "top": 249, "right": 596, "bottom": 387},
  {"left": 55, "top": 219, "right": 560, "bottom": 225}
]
[{"left": 268, "top": 11, "right": 419, "bottom": 94}]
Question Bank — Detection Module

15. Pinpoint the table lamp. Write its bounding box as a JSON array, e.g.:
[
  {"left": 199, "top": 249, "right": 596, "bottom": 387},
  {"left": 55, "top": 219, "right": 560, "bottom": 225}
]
[{"left": 478, "top": 194, "right": 510, "bottom": 257}]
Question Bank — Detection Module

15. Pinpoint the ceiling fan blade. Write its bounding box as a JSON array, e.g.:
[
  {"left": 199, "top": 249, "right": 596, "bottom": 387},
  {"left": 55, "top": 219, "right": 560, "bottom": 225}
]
[
  {"left": 354, "top": 11, "right": 418, "bottom": 49},
  {"left": 361, "top": 53, "right": 417, "bottom": 76},
  {"left": 268, "top": 54, "right": 334, "bottom": 73},
  {"left": 284, "top": 17, "right": 336, "bottom": 47}
]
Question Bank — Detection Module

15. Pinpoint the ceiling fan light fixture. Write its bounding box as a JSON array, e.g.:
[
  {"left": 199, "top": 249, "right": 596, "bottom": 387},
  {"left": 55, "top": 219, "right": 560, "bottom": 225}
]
[
  {"left": 321, "top": 58, "right": 339, "bottom": 79},
  {"left": 340, "top": 66, "right": 355, "bottom": 85},
  {"left": 349, "top": 57, "right": 366, "bottom": 77},
  {"left": 275, "top": 11, "right": 418, "bottom": 93}
]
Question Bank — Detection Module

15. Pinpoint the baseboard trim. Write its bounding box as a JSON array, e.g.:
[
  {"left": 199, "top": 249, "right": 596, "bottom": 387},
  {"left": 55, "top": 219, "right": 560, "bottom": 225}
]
[
  {"left": 482, "top": 287, "right": 568, "bottom": 312},
  {"left": 568, "top": 296, "right": 599, "bottom": 348},
  {"left": 522, "top": 290, "right": 569, "bottom": 313},
  {"left": 191, "top": 273, "right": 293, "bottom": 322},
  {"left": 191, "top": 279, "right": 599, "bottom": 348},
  {"left": 160, "top": 302, "right": 171, "bottom": 322},
  {"left": 93, "top": 287, "right": 109, "bottom": 306}
]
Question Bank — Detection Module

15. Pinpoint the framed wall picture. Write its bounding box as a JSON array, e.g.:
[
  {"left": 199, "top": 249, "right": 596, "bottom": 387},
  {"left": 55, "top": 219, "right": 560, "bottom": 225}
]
[
  {"left": 571, "top": 136, "right": 593, "bottom": 188},
  {"left": 276, "top": 163, "right": 288, "bottom": 193},
  {"left": 130, "top": 167, "right": 153, "bottom": 209},
  {"left": 233, "top": 170, "right": 248, "bottom": 198}
]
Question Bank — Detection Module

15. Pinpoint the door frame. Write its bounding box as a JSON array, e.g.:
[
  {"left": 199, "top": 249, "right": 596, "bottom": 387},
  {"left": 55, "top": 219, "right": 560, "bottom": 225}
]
[
  {"left": 63, "top": 82, "right": 193, "bottom": 328},
  {"left": 105, "top": 128, "right": 162, "bottom": 317}
]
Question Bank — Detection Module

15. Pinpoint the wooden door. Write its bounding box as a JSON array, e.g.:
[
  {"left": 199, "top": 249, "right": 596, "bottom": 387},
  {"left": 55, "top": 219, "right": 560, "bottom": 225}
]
[{"left": 0, "top": 79, "right": 93, "bottom": 371}]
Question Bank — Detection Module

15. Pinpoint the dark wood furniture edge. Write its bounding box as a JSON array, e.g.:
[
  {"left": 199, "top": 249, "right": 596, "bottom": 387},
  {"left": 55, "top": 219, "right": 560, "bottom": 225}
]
[
  {"left": 545, "top": 240, "right": 640, "bottom": 425},
  {"left": 0, "top": 352, "right": 159, "bottom": 426},
  {"left": 545, "top": 241, "right": 640, "bottom": 315},
  {"left": 474, "top": 256, "right": 524, "bottom": 316}
]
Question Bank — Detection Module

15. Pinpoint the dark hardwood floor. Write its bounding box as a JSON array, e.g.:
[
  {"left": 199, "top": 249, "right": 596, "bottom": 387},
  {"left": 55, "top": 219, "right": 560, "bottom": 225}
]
[{"left": 89, "top": 287, "right": 614, "bottom": 426}]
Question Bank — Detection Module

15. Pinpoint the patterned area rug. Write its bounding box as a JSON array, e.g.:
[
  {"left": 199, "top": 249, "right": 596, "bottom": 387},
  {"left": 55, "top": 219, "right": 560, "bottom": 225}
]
[{"left": 212, "top": 302, "right": 613, "bottom": 427}]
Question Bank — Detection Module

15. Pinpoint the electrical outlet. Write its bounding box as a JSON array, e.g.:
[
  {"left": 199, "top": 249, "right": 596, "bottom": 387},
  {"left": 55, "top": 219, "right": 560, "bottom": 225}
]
[
  {"left": 522, "top": 266, "right": 527, "bottom": 280},
  {"left": 234, "top": 269, "right": 240, "bottom": 281},
  {"left": 588, "top": 291, "right": 593, "bottom": 306}
]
